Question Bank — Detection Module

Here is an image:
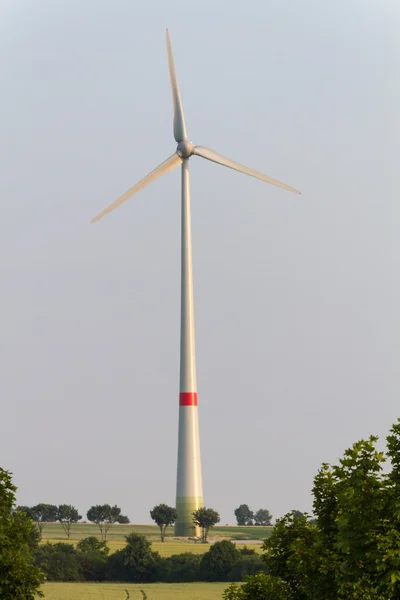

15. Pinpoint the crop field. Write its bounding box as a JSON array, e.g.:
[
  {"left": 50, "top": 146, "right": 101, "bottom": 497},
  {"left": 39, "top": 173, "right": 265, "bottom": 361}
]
[
  {"left": 38, "top": 582, "right": 230, "bottom": 599},
  {"left": 41, "top": 523, "right": 270, "bottom": 556},
  {"left": 42, "top": 522, "right": 272, "bottom": 542}
]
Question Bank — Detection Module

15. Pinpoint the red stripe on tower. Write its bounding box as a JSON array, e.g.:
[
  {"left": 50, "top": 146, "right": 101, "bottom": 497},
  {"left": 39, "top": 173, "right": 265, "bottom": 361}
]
[{"left": 179, "top": 392, "right": 198, "bottom": 406}]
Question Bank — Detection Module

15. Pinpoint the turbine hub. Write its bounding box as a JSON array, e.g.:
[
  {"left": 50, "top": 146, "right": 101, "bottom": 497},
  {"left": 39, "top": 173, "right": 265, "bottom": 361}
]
[{"left": 177, "top": 140, "right": 194, "bottom": 159}]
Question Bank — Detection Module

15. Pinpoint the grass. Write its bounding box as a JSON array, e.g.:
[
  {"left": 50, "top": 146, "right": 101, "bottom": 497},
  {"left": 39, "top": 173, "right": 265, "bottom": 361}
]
[
  {"left": 38, "top": 582, "right": 229, "bottom": 599},
  {"left": 40, "top": 523, "right": 270, "bottom": 556}
]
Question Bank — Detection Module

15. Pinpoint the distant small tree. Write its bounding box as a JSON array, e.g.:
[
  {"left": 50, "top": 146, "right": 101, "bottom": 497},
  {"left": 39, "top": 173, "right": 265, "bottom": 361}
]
[
  {"left": 117, "top": 514, "right": 130, "bottom": 524},
  {"left": 293, "top": 510, "right": 304, "bottom": 519},
  {"left": 29, "top": 504, "right": 58, "bottom": 539},
  {"left": 57, "top": 504, "right": 82, "bottom": 539},
  {"left": 86, "top": 504, "right": 129, "bottom": 541},
  {"left": 254, "top": 508, "right": 273, "bottom": 526},
  {"left": 234, "top": 504, "right": 254, "bottom": 526},
  {"left": 150, "top": 504, "right": 178, "bottom": 542},
  {"left": 192, "top": 507, "right": 220, "bottom": 543}
]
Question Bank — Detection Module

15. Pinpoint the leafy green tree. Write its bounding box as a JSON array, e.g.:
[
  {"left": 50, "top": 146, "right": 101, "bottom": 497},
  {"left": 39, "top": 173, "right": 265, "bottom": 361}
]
[
  {"left": 223, "top": 573, "right": 293, "bottom": 600},
  {"left": 234, "top": 504, "right": 254, "bottom": 526},
  {"left": 107, "top": 533, "right": 157, "bottom": 582},
  {"left": 16, "top": 506, "right": 33, "bottom": 518},
  {"left": 86, "top": 504, "right": 129, "bottom": 541},
  {"left": 117, "top": 514, "right": 130, "bottom": 524},
  {"left": 57, "top": 504, "right": 81, "bottom": 539},
  {"left": 33, "top": 542, "right": 82, "bottom": 581},
  {"left": 229, "top": 420, "right": 400, "bottom": 600},
  {"left": 29, "top": 504, "right": 58, "bottom": 539},
  {"left": 162, "top": 552, "right": 202, "bottom": 582},
  {"left": 192, "top": 507, "right": 220, "bottom": 543},
  {"left": 200, "top": 540, "right": 240, "bottom": 581},
  {"left": 254, "top": 508, "right": 273, "bottom": 526},
  {"left": 0, "top": 468, "right": 44, "bottom": 599},
  {"left": 150, "top": 504, "right": 178, "bottom": 542},
  {"left": 76, "top": 537, "right": 109, "bottom": 581},
  {"left": 262, "top": 511, "right": 331, "bottom": 600}
]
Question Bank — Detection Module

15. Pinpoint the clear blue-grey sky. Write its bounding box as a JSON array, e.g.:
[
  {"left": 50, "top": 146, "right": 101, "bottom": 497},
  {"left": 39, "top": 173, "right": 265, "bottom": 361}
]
[{"left": 1, "top": 0, "right": 398, "bottom": 525}]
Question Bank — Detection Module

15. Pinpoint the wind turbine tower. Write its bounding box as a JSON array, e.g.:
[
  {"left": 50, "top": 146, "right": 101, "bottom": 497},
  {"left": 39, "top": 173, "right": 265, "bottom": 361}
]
[{"left": 91, "top": 31, "right": 300, "bottom": 536}]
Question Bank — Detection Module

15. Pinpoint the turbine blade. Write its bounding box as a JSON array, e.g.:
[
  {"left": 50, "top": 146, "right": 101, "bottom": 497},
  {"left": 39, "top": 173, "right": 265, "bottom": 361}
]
[
  {"left": 166, "top": 29, "right": 187, "bottom": 143},
  {"left": 91, "top": 153, "right": 182, "bottom": 223},
  {"left": 193, "top": 146, "right": 300, "bottom": 194}
]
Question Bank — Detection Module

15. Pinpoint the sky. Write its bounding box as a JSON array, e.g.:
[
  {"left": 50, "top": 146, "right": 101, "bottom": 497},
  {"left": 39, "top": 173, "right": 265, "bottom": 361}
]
[{"left": 0, "top": 0, "right": 399, "bottom": 525}]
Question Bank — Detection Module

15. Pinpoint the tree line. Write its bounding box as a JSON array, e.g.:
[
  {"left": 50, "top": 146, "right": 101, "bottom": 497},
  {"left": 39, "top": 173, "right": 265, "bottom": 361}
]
[
  {"left": 16, "top": 504, "right": 130, "bottom": 540},
  {"left": 17, "top": 501, "right": 275, "bottom": 544},
  {"left": 17, "top": 502, "right": 220, "bottom": 544},
  {"left": 32, "top": 534, "right": 264, "bottom": 583}
]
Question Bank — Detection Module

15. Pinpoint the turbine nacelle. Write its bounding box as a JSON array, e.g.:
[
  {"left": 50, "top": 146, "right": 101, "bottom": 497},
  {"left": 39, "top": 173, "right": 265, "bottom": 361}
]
[
  {"left": 177, "top": 140, "right": 194, "bottom": 159},
  {"left": 90, "top": 30, "right": 300, "bottom": 224}
]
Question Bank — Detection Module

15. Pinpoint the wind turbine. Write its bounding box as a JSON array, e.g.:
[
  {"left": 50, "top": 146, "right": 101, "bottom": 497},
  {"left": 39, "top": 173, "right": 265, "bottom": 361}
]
[{"left": 92, "top": 30, "right": 300, "bottom": 536}]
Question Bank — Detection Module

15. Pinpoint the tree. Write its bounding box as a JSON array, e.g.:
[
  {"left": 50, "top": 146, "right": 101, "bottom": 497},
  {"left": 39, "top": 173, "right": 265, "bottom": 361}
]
[
  {"left": 107, "top": 533, "right": 157, "bottom": 582},
  {"left": 117, "top": 514, "right": 130, "bottom": 524},
  {"left": 234, "top": 504, "right": 254, "bottom": 526},
  {"left": 162, "top": 552, "right": 202, "bottom": 582},
  {"left": 254, "top": 508, "right": 273, "bottom": 526},
  {"left": 150, "top": 504, "right": 178, "bottom": 542},
  {"left": 200, "top": 540, "right": 240, "bottom": 581},
  {"left": 0, "top": 467, "right": 44, "bottom": 599},
  {"left": 293, "top": 510, "right": 304, "bottom": 519},
  {"left": 29, "top": 504, "right": 58, "bottom": 539},
  {"left": 192, "top": 507, "right": 220, "bottom": 543},
  {"left": 33, "top": 542, "right": 82, "bottom": 582},
  {"left": 226, "top": 420, "right": 400, "bottom": 600},
  {"left": 57, "top": 504, "right": 81, "bottom": 539},
  {"left": 76, "top": 537, "right": 109, "bottom": 581},
  {"left": 86, "top": 504, "right": 129, "bottom": 541},
  {"left": 223, "top": 573, "right": 293, "bottom": 600}
]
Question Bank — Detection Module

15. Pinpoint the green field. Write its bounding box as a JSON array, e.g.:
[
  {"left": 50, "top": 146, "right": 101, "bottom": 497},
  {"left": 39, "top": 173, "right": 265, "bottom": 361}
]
[
  {"left": 39, "top": 582, "right": 229, "bottom": 599},
  {"left": 41, "top": 523, "right": 270, "bottom": 556}
]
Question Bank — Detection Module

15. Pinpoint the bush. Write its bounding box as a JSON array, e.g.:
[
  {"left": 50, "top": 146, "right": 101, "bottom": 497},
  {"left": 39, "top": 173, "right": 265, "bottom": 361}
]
[
  {"left": 200, "top": 540, "right": 240, "bottom": 581},
  {"left": 223, "top": 573, "right": 294, "bottom": 600},
  {"left": 76, "top": 536, "right": 109, "bottom": 581},
  {"left": 230, "top": 554, "right": 266, "bottom": 580},
  {"left": 163, "top": 552, "right": 202, "bottom": 582},
  {"left": 34, "top": 543, "right": 82, "bottom": 581},
  {"left": 106, "top": 533, "right": 159, "bottom": 583}
]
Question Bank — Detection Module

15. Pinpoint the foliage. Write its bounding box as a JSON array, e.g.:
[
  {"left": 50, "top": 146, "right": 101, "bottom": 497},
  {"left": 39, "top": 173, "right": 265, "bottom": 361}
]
[
  {"left": 0, "top": 468, "right": 44, "bottom": 599},
  {"left": 26, "top": 504, "right": 58, "bottom": 539},
  {"left": 293, "top": 511, "right": 304, "bottom": 519},
  {"left": 34, "top": 542, "right": 82, "bottom": 582},
  {"left": 76, "top": 537, "right": 109, "bottom": 581},
  {"left": 192, "top": 507, "right": 220, "bottom": 543},
  {"left": 200, "top": 540, "right": 240, "bottom": 581},
  {"left": 107, "top": 533, "right": 157, "bottom": 582},
  {"left": 86, "top": 504, "right": 129, "bottom": 541},
  {"left": 223, "top": 573, "right": 293, "bottom": 600},
  {"left": 57, "top": 504, "right": 81, "bottom": 539},
  {"left": 254, "top": 509, "right": 273, "bottom": 526},
  {"left": 226, "top": 419, "right": 400, "bottom": 600},
  {"left": 150, "top": 504, "right": 178, "bottom": 542},
  {"left": 160, "top": 552, "right": 202, "bottom": 582},
  {"left": 234, "top": 504, "right": 254, "bottom": 526}
]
